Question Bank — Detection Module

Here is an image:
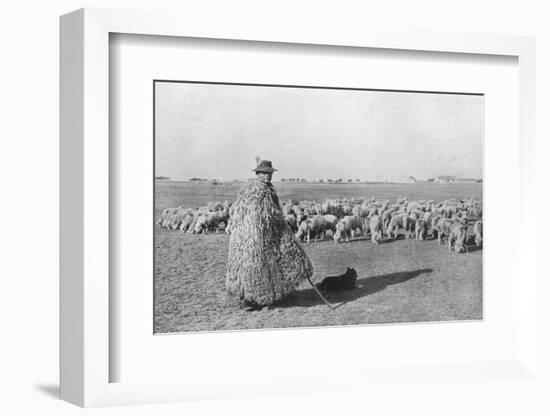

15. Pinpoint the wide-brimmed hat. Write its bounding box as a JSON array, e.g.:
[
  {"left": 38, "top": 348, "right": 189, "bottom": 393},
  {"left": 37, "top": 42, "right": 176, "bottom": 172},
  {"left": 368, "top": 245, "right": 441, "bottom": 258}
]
[{"left": 252, "top": 160, "right": 278, "bottom": 173}]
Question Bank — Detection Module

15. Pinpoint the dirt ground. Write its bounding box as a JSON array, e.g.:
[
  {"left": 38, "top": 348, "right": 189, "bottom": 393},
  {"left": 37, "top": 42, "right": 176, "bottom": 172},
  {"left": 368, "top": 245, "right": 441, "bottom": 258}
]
[{"left": 154, "top": 181, "right": 483, "bottom": 333}]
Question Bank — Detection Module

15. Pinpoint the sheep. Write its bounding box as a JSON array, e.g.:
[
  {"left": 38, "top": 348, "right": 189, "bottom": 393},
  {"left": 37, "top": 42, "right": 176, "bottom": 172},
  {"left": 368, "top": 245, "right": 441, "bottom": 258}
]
[
  {"left": 434, "top": 217, "right": 453, "bottom": 244},
  {"left": 405, "top": 216, "right": 417, "bottom": 239},
  {"left": 192, "top": 209, "right": 230, "bottom": 234},
  {"left": 448, "top": 222, "right": 468, "bottom": 253},
  {"left": 415, "top": 219, "right": 426, "bottom": 241},
  {"left": 178, "top": 211, "right": 196, "bottom": 232},
  {"left": 322, "top": 214, "right": 338, "bottom": 235},
  {"left": 158, "top": 196, "right": 483, "bottom": 260},
  {"left": 158, "top": 207, "right": 177, "bottom": 226},
  {"left": 352, "top": 204, "right": 369, "bottom": 219},
  {"left": 386, "top": 213, "right": 408, "bottom": 239},
  {"left": 381, "top": 206, "right": 398, "bottom": 229},
  {"left": 369, "top": 215, "right": 383, "bottom": 244},
  {"left": 206, "top": 201, "right": 225, "bottom": 212},
  {"left": 295, "top": 215, "right": 327, "bottom": 243},
  {"left": 160, "top": 207, "right": 181, "bottom": 229},
  {"left": 187, "top": 206, "right": 210, "bottom": 233},
  {"left": 169, "top": 207, "right": 195, "bottom": 230},
  {"left": 333, "top": 215, "right": 364, "bottom": 243}
]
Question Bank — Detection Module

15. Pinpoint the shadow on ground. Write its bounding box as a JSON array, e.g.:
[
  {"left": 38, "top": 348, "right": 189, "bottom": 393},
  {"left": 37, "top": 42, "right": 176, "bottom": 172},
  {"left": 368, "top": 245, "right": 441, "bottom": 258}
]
[
  {"left": 465, "top": 243, "right": 483, "bottom": 253},
  {"left": 34, "top": 384, "right": 59, "bottom": 399},
  {"left": 274, "top": 268, "right": 433, "bottom": 308}
]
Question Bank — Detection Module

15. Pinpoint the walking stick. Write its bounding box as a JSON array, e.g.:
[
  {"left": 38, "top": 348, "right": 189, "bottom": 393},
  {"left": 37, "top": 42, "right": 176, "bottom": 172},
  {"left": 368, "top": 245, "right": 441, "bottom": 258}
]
[{"left": 305, "top": 276, "right": 335, "bottom": 311}]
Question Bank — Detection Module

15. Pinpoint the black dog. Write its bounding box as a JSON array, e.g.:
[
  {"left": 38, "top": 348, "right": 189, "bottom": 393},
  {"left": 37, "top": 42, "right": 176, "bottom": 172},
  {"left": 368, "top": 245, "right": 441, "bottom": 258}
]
[{"left": 316, "top": 268, "right": 358, "bottom": 292}]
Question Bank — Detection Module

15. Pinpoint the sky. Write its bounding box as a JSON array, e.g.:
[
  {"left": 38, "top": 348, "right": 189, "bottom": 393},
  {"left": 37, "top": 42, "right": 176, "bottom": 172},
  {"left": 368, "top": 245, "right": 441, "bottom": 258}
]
[{"left": 155, "top": 82, "right": 483, "bottom": 182}]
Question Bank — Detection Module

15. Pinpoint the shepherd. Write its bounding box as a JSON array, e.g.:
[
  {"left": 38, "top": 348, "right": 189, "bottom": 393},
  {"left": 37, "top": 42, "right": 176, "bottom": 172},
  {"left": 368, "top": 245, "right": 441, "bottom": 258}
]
[{"left": 225, "top": 160, "right": 314, "bottom": 311}]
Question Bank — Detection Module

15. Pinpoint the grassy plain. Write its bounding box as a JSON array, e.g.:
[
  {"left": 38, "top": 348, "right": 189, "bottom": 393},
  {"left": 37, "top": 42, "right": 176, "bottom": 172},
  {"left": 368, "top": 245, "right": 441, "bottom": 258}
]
[{"left": 154, "top": 181, "right": 483, "bottom": 333}]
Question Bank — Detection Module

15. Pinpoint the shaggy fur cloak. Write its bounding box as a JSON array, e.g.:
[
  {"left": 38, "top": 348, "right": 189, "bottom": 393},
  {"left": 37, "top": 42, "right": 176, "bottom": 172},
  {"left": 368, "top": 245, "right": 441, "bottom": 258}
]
[{"left": 226, "top": 179, "right": 313, "bottom": 305}]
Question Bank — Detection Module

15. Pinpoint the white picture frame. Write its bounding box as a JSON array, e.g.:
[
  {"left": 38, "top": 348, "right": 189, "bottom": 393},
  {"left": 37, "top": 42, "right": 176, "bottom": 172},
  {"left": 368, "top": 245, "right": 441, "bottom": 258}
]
[{"left": 60, "top": 8, "right": 538, "bottom": 408}]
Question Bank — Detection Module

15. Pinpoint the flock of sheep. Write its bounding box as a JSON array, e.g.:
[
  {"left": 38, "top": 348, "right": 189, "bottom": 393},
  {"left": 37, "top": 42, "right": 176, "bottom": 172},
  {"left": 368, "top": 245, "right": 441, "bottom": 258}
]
[{"left": 158, "top": 196, "right": 483, "bottom": 253}]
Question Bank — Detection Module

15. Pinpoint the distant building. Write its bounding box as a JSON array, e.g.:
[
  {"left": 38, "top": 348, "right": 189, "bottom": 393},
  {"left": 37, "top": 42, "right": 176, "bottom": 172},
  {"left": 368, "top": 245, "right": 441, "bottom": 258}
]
[
  {"left": 455, "top": 177, "right": 478, "bottom": 183},
  {"left": 435, "top": 175, "right": 456, "bottom": 183}
]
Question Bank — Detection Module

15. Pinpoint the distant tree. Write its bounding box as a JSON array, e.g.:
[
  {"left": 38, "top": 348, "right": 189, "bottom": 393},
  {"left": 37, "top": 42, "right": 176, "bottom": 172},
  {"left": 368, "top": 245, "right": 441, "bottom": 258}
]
[
  {"left": 347, "top": 179, "right": 353, "bottom": 183},
  {"left": 319, "top": 179, "right": 324, "bottom": 183}
]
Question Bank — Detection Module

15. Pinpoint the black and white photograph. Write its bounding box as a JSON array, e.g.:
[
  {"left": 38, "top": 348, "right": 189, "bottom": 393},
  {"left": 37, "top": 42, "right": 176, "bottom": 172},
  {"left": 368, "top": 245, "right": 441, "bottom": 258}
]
[{"left": 154, "top": 81, "right": 483, "bottom": 334}]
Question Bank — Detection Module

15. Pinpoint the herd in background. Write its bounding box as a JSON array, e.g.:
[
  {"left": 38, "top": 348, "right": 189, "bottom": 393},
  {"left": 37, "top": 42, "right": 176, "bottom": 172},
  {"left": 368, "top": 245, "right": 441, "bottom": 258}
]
[
  {"left": 158, "top": 196, "right": 483, "bottom": 253},
  {"left": 158, "top": 200, "right": 232, "bottom": 234}
]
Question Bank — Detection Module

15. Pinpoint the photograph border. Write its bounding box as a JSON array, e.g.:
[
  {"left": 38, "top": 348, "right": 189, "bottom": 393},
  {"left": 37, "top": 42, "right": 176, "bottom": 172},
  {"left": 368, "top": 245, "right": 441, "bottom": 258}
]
[
  {"left": 60, "top": 7, "right": 537, "bottom": 407},
  {"left": 152, "top": 79, "right": 485, "bottom": 335}
]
